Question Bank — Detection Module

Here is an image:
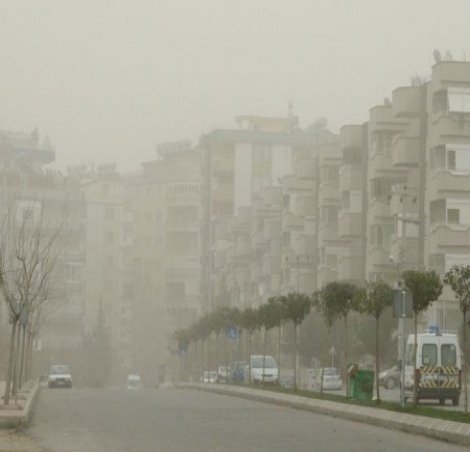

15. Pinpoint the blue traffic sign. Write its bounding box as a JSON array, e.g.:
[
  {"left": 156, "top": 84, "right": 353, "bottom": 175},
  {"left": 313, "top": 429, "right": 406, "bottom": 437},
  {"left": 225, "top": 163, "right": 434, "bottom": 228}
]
[{"left": 226, "top": 326, "right": 238, "bottom": 341}]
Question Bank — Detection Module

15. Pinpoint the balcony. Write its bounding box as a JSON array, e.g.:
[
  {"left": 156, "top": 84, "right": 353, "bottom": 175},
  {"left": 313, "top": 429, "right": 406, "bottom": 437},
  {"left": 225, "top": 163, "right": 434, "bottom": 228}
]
[
  {"left": 391, "top": 136, "right": 420, "bottom": 167},
  {"left": 340, "top": 124, "right": 364, "bottom": 150},
  {"left": 337, "top": 253, "right": 363, "bottom": 282},
  {"left": 369, "top": 105, "right": 407, "bottom": 134},
  {"left": 317, "top": 265, "right": 337, "bottom": 287},
  {"left": 428, "top": 223, "right": 470, "bottom": 254},
  {"left": 430, "top": 113, "right": 470, "bottom": 145},
  {"left": 431, "top": 62, "right": 470, "bottom": 92},
  {"left": 369, "top": 151, "right": 406, "bottom": 180},
  {"left": 318, "top": 181, "right": 340, "bottom": 207},
  {"left": 369, "top": 199, "right": 391, "bottom": 220},
  {"left": 428, "top": 169, "right": 470, "bottom": 201},
  {"left": 338, "top": 211, "right": 362, "bottom": 238},
  {"left": 339, "top": 165, "right": 362, "bottom": 192},
  {"left": 318, "top": 223, "right": 339, "bottom": 243},
  {"left": 263, "top": 255, "right": 281, "bottom": 277},
  {"left": 389, "top": 188, "right": 418, "bottom": 217},
  {"left": 295, "top": 158, "right": 316, "bottom": 180},
  {"left": 392, "top": 86, "right": 422, "bottom": 118},
  {"left": 389, "top": 234, "right": 419, "bottom": 267}
]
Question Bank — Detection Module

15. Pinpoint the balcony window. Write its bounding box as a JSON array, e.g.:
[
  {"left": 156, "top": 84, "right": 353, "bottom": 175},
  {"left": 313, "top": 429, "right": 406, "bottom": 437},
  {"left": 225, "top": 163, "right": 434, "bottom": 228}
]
[
  {"left": 448, "top": 88, "right": 470, "bottom": 113},
  {"left": 371, "top": 132, "right": 393, "bottom": 156},
  {"left": 446, "top": 144, "right": 470, "bottom": 172},
  {"left": 446, "top": 199, "right": 470, "bottom": 225},
  {"left": 446, "top": 208, "right": 460, "bottom": 224}
]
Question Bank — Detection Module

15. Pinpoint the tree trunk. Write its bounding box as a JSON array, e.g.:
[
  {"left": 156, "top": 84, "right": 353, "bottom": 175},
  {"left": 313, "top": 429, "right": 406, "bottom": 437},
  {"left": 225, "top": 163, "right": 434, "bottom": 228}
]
[
  {"left": 262, "top": 327, "right": 267, "bottom": 385},
  {"left": 224, "top": 332, "right": 228, "bottom": 384},
  {"left": 375, "top": 315, "right": 380, "bottom": 403},
  {"left": 248, "top": 331, "right": 252, "bottom": 384},
  {"left": 12, "top": 322, "right": 21, "bottom": 397},
  {"left": 3, "top": 320, "right": 17, "bottom": 405},
  {"left": 412, "top": 315, "right": 418, "bottom": 406},
  {"left": 343, "top": 315, "right": 348, "bottom": 384},
  {"left": 463, "top": 308, "right": 468, "bottom": 414},
  {"left": 18, "top": 325, "right": 26, "bottom": 389},
  {"left": 344, "top": 315, "right": 348, "bottom": 370},
  {"left": 277, "top": 324, "right": 282, "bottom": 386},
  {"left": 294, "top": 322, "right": 298, "bottom": 391}
]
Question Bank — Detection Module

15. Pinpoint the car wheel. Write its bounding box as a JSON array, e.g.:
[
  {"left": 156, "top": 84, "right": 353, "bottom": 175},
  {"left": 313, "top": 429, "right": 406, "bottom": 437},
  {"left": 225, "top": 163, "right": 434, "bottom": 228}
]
[
  {"left": 452, "top": 397, "right": 459, "bottom": 406},
  {"left": 385, "top": 377, "right": 396, "bottom": 390},
  {"left": 439, "top": 398, "right": 445, "bottom": 405}
]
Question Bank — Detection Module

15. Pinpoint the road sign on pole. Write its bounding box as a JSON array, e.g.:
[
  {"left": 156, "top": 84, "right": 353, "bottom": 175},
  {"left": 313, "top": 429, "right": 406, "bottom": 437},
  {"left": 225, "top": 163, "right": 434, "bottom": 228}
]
[
  {"left": 226, "top": 326, "right": 238, "bottom": 341},
  {"left": 393, "top": 290, "right": 413, "bottom": 318}
]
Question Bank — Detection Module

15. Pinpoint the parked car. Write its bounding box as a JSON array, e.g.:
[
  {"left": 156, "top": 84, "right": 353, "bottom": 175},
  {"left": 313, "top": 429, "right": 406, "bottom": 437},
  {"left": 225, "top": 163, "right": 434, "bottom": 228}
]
[
  {"left": 217, "top": 365, "right": 231, "bottom": 383},
  {"left": 248, "top": 355, "right": 278, "bottom": 384},
  {"left": 379, "top": 365, "right": 401, "bottom": 390},
  {"left": 321, "top": 367, "right": 342, "bottom": 391},
  {"left": 230, "top": 361, "right": 247, "bottom": 383},
  {"left": 48, "top": 364, "right": 73, "bottom": 389},
  {"left": 201, "top": 371, "right": 217, "bottom": 383},
  {"left": 126, "top": 374, "right": 142, "bottom": 389}
]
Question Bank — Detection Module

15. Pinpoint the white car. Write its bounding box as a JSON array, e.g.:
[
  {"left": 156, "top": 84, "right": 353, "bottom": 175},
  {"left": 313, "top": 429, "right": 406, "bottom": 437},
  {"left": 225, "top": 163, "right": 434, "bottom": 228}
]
[
  {"left": 127, "top": 374, "right": 142, "bottom": 389},
  {"left": 321, "top": 368, "right": 342, "bottom": 390},
  {"left": 201, "top": 371, "right": 217, "bottom": 383},
  {"left": 48, "top": 365, "right": 73, "bottom": 389}
]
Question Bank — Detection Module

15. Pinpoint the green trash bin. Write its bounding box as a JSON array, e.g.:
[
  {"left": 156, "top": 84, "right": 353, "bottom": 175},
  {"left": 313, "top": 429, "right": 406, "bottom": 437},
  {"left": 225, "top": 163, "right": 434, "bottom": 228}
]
[{"left": 350, "top": 369, "right": 374, "bottom": 401}]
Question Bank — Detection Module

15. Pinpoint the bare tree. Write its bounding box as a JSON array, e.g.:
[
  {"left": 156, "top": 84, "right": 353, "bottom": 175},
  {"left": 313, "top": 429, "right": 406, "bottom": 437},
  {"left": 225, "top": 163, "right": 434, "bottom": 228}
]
[{"left": 0, "top": 199, "right": 63, "bottom": 405}]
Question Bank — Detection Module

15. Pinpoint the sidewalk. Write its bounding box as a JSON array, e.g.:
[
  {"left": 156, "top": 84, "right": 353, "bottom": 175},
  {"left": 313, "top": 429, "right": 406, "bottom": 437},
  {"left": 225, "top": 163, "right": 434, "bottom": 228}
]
[
  {"left": 182, "top": 383, "right": 470, "bottom": 447},
  {"left": 0, "top": 381, "right": 39, "bottom": 427}
]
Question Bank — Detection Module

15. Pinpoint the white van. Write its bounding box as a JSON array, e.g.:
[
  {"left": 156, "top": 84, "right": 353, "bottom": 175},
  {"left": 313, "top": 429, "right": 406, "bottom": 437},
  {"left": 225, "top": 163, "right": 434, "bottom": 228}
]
[
  {"left": 404, "top": 330, "right": 461, "bottom": 405},
  {"left": 247, "top": 355, "right": 279, "bottom": 384}
]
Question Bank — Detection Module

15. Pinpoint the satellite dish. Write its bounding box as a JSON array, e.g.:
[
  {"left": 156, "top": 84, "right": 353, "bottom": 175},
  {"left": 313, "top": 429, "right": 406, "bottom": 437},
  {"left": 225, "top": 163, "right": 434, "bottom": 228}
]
[{"left": 433, "top": 49, "right": 442, "bottom": 63}]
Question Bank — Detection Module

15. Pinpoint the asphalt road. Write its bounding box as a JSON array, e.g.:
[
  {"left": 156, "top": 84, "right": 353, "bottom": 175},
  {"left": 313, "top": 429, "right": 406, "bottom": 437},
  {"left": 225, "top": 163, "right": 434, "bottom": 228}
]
[{"left": 28, "top": 387, "right": 468, "bottom": 452}]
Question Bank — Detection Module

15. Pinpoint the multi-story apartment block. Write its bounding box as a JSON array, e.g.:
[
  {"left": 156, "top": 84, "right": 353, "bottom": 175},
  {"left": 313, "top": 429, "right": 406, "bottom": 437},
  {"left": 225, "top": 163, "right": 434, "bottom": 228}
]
[
  {"left": 0, "top": 129, "right": 85, "bottom": 376},
  {"left": 316, "top": 140, "right": 343, "bottom": 288},
  {"left": 337, "top": 124, "right": 368, "bottom": 284},
  {"left": 201, "top": 114, "right": 323, "bottom": 309},
  {"left": 425, "top": 61, "right": 470, "bottom": 330},
  {"left": 128, "top": 141, "right": 202, "bottom": 381}
]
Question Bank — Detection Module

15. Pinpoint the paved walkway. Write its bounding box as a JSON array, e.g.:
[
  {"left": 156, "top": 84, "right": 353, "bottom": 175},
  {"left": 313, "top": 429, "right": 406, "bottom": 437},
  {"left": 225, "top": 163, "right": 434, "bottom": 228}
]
[{"left": 0, "top": 380, "right": 38, "bottom": 427}]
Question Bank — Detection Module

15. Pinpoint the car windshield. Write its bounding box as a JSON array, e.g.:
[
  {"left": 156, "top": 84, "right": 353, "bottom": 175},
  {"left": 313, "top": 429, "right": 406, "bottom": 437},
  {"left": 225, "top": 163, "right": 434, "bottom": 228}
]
[
  {"left": 50, "top": 366, "right": 70, "bottom": 374},
  {"left": 251, "top": 357, "right": 277, "bottom": 368},
  {"left": 323, "top": 368, "right": 339, "bottom": 376}
]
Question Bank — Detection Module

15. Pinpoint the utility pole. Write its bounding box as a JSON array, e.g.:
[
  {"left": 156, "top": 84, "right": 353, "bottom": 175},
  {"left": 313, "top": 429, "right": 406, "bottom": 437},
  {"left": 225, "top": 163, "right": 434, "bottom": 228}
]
[{"left": 418, "top": 83, "right": 428, "bottom": 270}]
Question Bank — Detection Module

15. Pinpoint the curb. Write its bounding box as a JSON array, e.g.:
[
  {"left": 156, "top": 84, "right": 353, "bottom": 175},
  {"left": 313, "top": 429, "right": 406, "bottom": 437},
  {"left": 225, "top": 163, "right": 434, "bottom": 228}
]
[
  {"left": 181, "top": 383, "right": 470, "bottom": 447},
  {"left": 0, "top": 383, "right": 40, "bottom": 428}
]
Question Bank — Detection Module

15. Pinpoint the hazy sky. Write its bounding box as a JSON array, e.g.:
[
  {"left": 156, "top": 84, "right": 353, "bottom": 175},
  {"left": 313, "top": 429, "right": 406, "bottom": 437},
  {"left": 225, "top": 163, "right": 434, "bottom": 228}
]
[{"left": 1, "top": 0, "right": 470, "bottom": 171}]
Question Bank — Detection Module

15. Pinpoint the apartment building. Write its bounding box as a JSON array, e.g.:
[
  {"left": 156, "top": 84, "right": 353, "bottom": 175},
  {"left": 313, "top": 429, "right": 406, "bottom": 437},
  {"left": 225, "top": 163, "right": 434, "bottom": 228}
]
[
  {"left": 0, "top": 129, "right": 85, "bottom": 375},
  {"left": 128, "top": 141, "right": 202, "bottom": 381},
  {"left": 425, "top": 61, "right": 470, "bottom": 330},
  {"left": 337, "top": 124, "right": 367, "bottom": 284},
  {"left": 316, "top": 139, "right": 343, "bottom": 288},
  {"left": 80, "top": 164, "right": 131, "bottom": 378},
  {"left": 200, "top": 114, "right": 321, "bottom": 309}
]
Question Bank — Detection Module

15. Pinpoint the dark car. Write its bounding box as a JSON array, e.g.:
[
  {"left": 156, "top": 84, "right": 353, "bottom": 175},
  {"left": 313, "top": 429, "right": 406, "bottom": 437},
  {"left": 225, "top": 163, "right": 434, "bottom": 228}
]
[
  {"left": 379, "top": 365, "right": 401, "bottom": 389},
  {"left": 230, "top": 361, "right": 247, "bottom": 383}
]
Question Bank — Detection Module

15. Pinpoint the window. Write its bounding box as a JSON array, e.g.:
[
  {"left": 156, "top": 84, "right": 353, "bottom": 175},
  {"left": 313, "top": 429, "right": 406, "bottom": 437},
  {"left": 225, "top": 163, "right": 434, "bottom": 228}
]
[
  {"left": 422, "top": 344, "right": 437, "bottom": 366},
  {"left": 448, "top": 88, "right": 470, "bottom": 113},
  {"left": 105, "top": 231, "right": 114, "bottom": 245},
  {"left": 105, "top": 207, "right": 115, "bottom": 221},
  {"left": 447, "top": 208, "right": 460, "bottom": 224},
  {"left": 447, "top": 150, "right": 456, "bottom": 170},
  {"left": 441, "top": 344, "right": 457, "bottom": 367}
]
